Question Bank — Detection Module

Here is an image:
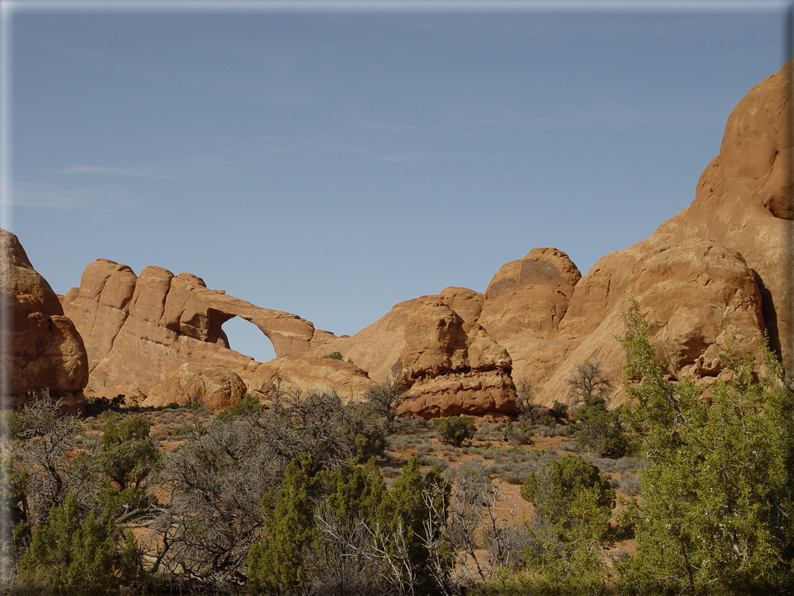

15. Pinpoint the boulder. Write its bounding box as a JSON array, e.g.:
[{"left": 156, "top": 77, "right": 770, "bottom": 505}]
[
  {"left": 248, "top": 355, "right": 374, "bottom": 402},
  {"left": 143, "top": 363, "right": 247, "bottom": 412},
  {"left": 0, "top": 228, "right": 87, "bottom": 409}
]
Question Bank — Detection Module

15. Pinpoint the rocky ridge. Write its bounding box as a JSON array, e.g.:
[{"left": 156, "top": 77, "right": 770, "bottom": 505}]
[{"left": 14, "top": 60, "right": 791, "bottom": 415}]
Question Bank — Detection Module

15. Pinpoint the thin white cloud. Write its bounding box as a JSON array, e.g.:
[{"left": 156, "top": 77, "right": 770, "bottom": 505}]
[
  {"left": 58, "top": 165, "right": 181, "bottom": 179},
  {"left": 11, "top": 182, "right": 139, "bottom": 211}
]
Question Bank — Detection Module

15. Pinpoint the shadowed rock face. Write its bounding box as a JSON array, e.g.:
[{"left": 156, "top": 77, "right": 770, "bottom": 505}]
[
  {"left": 62, "top": 260, "right": 330, "bottom": 400},
  {"left": 1, "top": 228, "right": 87, "bottom": 409}
]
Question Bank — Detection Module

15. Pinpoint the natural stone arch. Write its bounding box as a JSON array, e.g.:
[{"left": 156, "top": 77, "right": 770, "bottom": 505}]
[
  {"left": 62, "top": 262, "right": 330, "bottom": 398},
  {"left": 220, "top": 315, "right": 278, "bottom": 363}
]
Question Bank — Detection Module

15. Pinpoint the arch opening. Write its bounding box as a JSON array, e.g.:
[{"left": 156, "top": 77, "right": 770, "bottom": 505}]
[{"left": 221, "top": 316, "right": 277, "bottom": 363}]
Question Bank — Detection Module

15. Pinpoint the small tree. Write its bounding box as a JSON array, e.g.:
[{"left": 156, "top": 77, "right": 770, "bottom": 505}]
[
  {"left": 433, "top": 416, "right": 476, "bottom": 448},
  {"left": 364, "top": 378, "right": 407, "bottom": 434},
  {"left": 247, "top": 456, "right": 319, "bottom": 593},
  {"left": 519, "top": 455, "right": 616, "bottom": 594},
  {"left": 566, "top": 360, "right": 612, "bottom": 405},
  {"left": 17, "top": 491, "right": 139, "bottom": 595},
  {"left": 566, "top": 361, "right": 625, "bottom": 457},
  {"left": 97, "top": 416, "right": 159, "bottom": 490}
]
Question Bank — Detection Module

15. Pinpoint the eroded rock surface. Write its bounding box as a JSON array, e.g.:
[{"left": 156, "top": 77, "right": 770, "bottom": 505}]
[
  {"left": 144, "top": 362, "right": 247, "bottom": 412},
  {"left": 1, "top": 229, "right": 87, "bottom": 409},
  {"left": 53, "top": 61, "right": 793, "bottom": 416},
  {"left": 248, "top": 356, "right": 374, "bottom": 403},
  {"left": 312, "top": 292, "right": 517, "bottom": 417},
  {"left": 63, "top": 260, "right": 330, "bottom": 399}
]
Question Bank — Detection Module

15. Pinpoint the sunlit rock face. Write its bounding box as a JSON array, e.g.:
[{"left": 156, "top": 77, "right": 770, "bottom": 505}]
[{"left": 62, "top": 259, "right": 333, "bottom": 401}]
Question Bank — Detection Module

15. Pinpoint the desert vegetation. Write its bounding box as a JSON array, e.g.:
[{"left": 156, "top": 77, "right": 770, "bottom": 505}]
[{"left": 1, "top": 302, "right": 792, "bottom": 595}]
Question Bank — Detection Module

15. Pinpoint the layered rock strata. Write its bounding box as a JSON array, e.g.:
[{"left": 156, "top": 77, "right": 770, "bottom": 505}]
[{"left": 314, "top": 289, "right": 517, "bottom": 417}]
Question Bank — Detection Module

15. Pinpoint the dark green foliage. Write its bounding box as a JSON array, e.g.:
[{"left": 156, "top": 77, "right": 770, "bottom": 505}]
[
  {"left": 617, "top": 299, "right": 794, "bottom": 594},
  {"left": 379, "top": 456, "right": 450, "bottom": 594},
  {"left": 550, "top": 400, "right": 569, "bottom": 421},
  {"left": 567, "top": 360, "right": 626, "bottom": 457},
  {"left": 572, "top": 395, "right": 627, "bottom": 458},
  {"left": 247, "top": 457, "right": 319, "bottom": 593},
  {"left": 326, "top": 351, "right": 344, "bottom": 360},
  {"left": 519, "top": 455, "right": 616, "bottom": 594},
  {"left": 247, "top": 455, "right": 449, "bottom": 595},
  {"left": 521, "top": 455, "right": 614, "bottom": 533},
  {"left": 322, "top": 458, "right": 387, "bottom": 523},
  {"left": 503, "top": 420, "right": 533, "bottom": 445},
  {"left": 352, "top": 418, "right": 388, "bottom": 463},
  {"left": 97, "top": 416, "right": 159, "bottom": 489},
  {"left": 1, "top": 455, "right": 29, "bottom": 555},
  {"left": 433, "top": 415, "right": 476, "bottom": 447},
  {"left": 216, "top": 393, "right": 264, "bottom": 423},
  {"left": 17, "top": 492, "right": 139, "bottom": 595}
]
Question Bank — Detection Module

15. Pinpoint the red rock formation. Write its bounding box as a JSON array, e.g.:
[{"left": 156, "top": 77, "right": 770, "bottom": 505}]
[
  {"left": 248, "top": 355, "right": 374, "bottom": 402},
  {"left": 496, "top": 61, "right": 793, "bottom": 406},
  {"left": 313, "top": 291, "right": 517, "bottom": 418},
  {"left": 62, "top": 259, "right": 331, "bottom": 400},
  {"left": 55, "top": 61, "right": 793, "bottom": 417},
  {"left": 144, "top": 363, "right": 247, "bottom": 412},
  {"left": 1, "top": 229, "right": 87, "bottom": 409}
]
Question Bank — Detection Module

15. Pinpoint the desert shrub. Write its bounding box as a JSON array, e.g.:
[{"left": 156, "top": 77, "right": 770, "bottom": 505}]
[
  {"left": 17, "top": 491, "right": 140, "bottom": 595},
  {"left": 380, "top": 466, "right": 400, "bottom": 478},
  {"left": 249, "top": 456, "right": 449, "bottom": 595},
  {"left": 419, "top": 456, "right": 449, "bottom": 470},
  {"left": 387, "top": 434, "right": 414, "bottom": 451},
  {"left": 502, "top": 420, "right": 533, "bottom": 445},
  {"left": 414, "top": 444, "right": 433, "bottom": 458},
  {"left": 97, "top": 416, "right": 159, "bottom": 490},
  {"left": 519, "top": 454, "right": 616, "bottom": 593},
  {"left": 570, "top": 388, "right": 627, "bottom": 458},
  {"left": 325, "top": 351, "right": 344, "bottom": 360},
  {"left": 391, "top": 416, "right": 430, "bottom": 435},
  {"left": 215, "top": 393, "right": 264, "bottom": 422},
  {"left": 352, "top": 418, "right": 388, "bottom": 463},
  {"left": 151, "top": 390, "right": 374, "bottom": 589},
  {"left": 619, "top": 471, "right": 641, "bottom": 496},
  {"left": 501, "top": 472, "right": 522, "bottom": 485},
  {"left": 474, "top": 421, "right": 494, "bottom": 440},
  {"left": 433, "top": 416, "right": 476, "bottom": 448},
  {"left": 521, "top": 455, "right": 614, "bottom": 527},
  {"left": 247, "top": 456, "right": 319, "bottom": 593}
]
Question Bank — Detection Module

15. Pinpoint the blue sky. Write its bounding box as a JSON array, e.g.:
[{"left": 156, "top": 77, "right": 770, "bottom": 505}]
[{"left": 4, "top": 1, "right": 789, "bottom": 362}]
